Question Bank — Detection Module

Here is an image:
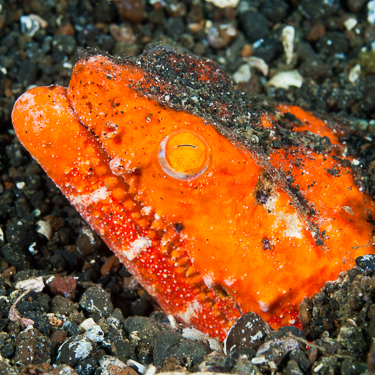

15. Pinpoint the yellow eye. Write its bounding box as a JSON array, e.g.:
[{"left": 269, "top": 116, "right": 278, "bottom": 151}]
[{"left": 158, "top": 129, "right": 211, "bottom": 180}]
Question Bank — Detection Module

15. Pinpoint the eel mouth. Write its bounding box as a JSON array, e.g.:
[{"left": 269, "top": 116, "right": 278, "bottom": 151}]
[{"left": 12, "top": 83, "right": 243, "bottom": 339}]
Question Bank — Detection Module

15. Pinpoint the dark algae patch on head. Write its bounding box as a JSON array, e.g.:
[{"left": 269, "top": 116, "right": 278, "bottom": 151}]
[
  {"left": 80, "top": 44, "right": 375, "bottom": 208},
  {"left": 79, "top": 45, "right": 274, "bottom": 155}
]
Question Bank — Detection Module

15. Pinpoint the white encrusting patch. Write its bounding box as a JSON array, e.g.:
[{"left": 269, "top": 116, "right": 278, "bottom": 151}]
[
  {"left": 70, "top": 187, "right": 109, "bottom": 206},
  {"left": 201, "top": 272, "right": 215, "bottom": 288},
  {"left": 259, "top": 301, "right": 270, "bottom": 312},
  {"left": 141, "top": 206, "right": 152, "bottom": 216},
  {"left": 282, "top": 213, "right": 303, "bottom": 238},
  {"left": 224, "top": 276, "right": 235, "bottom": 287},
  {"left": 86, "top": 55, "right": 101, "bottom": 64},
  {"left": 263, "top": 192, "right": 303, "bottom": 239},
  {"left": 17, "top": 91, "right": 36, "bottom": 108},
  {"left": 109, "top": 157, "right": 136, "bottom": 175},
  {"left": 126, "top": 237, "right": 152, "bottom": 261},
  {"left": 20, "top": 94, "right": 47, "bottom": 132},
  {"left": 179, "top": 298, "right": 202, "bottom": 323}
]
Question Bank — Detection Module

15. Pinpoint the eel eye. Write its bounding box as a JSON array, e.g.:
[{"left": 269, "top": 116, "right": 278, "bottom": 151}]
[{"left": 158, "top": 129, "right": 211, "bottom": 180}]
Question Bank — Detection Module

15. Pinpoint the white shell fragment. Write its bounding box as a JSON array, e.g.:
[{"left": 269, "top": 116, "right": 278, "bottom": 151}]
[
  {"left": 144, "top": 365, "right": 157, "bottom": 375},
  {"left": 243, "top": 56, "right": 269, "bottom": 76},
  {"left": 9, "top": 290, "right": 35, "bottom": 327},
  {"left": 36, "top": 219, "right": 53, "bottom": 240},
  {"left": 80, "top": 318, "right": 97, "bottom": 331},
  {"left": 28, "top": 242, "right": 38, "bottom": 256},
  {"left": 100, "top": 356, "right": 128, "bottom": 374},
  {"left": 344, "top": 18, "right": 357, "bottom": 31},
  {"left": 81, "top": 319, "right": 105, "bottom": 343},
  {"left": 206, "top": 0, "right": 240, "bottom": 8},
  {"left": 233, "top": 64, "right": 251, "bottom": 83},
  {"left": 15, "top": 276, "right": 44, "bottom": 293},
  {"left": 368, "top": 0, "right": 375, "bottom": 24},
  {"left": 20, "top": 14, "right": 48, "bottom": 37},
  {"left": 266, "top": 70, "right": 303, "bottom": 89},
  {"left": 20, "top": 15, "right": 40, "bottom": 37},
  {"left": 349, "top": 64, "right": 361, "bottom": 84},
  {"left": 16, "top": 181, "right": 25, "bottom": 189},
  {"left": 281, "top": 26, "right": 295, "bottom": 65},
  {"left": 127, "top": 359, "right": 146, "bottom": 374},
  {"left": 167, "top": 314, "right": 178, "bottom": 329},
  {"left": 182, "top": 327, "right": 223, "bottom": 352}
]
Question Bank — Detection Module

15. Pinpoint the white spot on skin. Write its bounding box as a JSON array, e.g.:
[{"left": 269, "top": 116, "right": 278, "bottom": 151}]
[
  {"left": 109, "top": 157, "right": 136, "bottom": 175},
  {"left": 201, "top": 272, "right": 215, "bottom": 288},
  {"left": 224, "top": 277, "right": 235, "bottom": 287},
  {"left": 86, "top": 55, "right": 102, "bottom": 64},
  {"left": 126, "top": 237, "right": 152, "bottom": 261},
  {"left": 343, "top": 206, "right": 354, "bottom": 215},
  {"left": 71, "top": 187, "right": 109, "bottom": 206},
  {"left": 179, "top": 299, "right": 202, "bottom": 323},
  {"left": 263, "top": 193, "right": 303, "bottom": 239},
  {"left": 259, "top": 301, "right": 270, "bottom": 312},
  {"left": 283, "top": 213, "right": 303, "bottom": 238},
  {"left": 141, "top": 206, "right": 152, "bottom": 216}
]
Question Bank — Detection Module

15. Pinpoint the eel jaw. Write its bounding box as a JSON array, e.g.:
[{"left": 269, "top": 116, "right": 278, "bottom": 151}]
[{"left": 11, "top": 84, "right": 243, "bottom": 340}]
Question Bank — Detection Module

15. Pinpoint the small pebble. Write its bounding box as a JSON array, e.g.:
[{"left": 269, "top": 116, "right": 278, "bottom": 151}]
[
  {"left": 56, "top": 335, "right": 96, "bottom": 367},
  {"left": 224, "top": 312, "right": 272, "bottom": 355},
  {"left": 50, "top": 275, "right": 77, "bottom": 298}
]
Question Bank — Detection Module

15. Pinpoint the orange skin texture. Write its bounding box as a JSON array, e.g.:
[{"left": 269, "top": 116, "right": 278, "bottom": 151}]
[{"left": 12, "top": 52, "right": 375, "bottom": 340}]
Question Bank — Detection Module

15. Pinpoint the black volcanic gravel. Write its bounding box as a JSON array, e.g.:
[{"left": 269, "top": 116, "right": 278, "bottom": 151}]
[{"left": 1, "top": 0, "right": 375, "bottom": 374}]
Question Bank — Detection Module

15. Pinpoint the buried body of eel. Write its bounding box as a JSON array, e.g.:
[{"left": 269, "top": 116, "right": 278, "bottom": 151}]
[{"left": 11, "top": 46, "right": 375, "bottom": 340}]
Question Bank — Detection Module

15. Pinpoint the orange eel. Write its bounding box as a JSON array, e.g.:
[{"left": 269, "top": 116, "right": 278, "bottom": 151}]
[{"left": 12, "top": 46, "right": 375, "bottom": 340}]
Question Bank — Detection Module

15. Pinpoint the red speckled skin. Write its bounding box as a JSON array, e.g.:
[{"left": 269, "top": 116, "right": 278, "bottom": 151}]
[{"left": 12, "top": 48, "right": 375, "bottom": 340}]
